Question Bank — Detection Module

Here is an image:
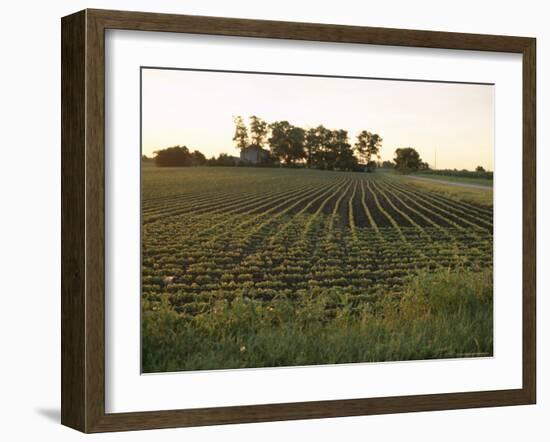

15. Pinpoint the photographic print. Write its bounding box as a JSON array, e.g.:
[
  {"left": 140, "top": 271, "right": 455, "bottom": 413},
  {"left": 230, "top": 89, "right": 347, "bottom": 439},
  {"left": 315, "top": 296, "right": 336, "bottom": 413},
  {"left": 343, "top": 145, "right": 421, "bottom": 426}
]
[{"left": 140, "top": 68, "right": 494, "bottom": 373}]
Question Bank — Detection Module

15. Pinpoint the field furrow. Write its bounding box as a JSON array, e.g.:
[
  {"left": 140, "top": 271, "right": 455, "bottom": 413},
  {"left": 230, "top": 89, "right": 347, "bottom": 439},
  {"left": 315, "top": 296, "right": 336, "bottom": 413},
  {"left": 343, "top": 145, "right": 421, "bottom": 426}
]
[{"left": 141, "top": 168, "right": 493, "bottom": 316}]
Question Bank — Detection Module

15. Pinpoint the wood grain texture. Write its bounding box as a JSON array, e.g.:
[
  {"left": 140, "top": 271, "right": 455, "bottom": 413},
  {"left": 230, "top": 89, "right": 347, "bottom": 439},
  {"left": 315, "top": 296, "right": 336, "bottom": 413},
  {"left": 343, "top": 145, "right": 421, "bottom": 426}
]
[
  {"left": 61, "top": 8, "right": 537, "bottom": 433},
  {"left": 61, "top": 10, "right": 86, "bottom": 431},
  {"left": 522, "top": 38, "right": 537, "bottom": 403},
  {"left": 89, "top": 8, "right": 532, "bottom": 52},
  {"left": 85, "top": 9, "right": 107, "bottom": 432}
]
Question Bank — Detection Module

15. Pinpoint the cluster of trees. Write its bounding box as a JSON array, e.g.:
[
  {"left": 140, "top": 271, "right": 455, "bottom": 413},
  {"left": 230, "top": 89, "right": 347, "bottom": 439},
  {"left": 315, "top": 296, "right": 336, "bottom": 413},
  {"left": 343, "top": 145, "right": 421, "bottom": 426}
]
[
  {"left": 393, "top": 148, "right": 429, "bottom": 173},
  {"left": 148, "top": 116, "right": 441, "bottom": 174},
  {"left": 152, "top": 145, "right": 207, "bottom": 167},
  {"left": 232, "top": 115, "right": 383, "bottom": 171},
  {"left": 148, "top": 143, "right": 430, "bottom": 174}
]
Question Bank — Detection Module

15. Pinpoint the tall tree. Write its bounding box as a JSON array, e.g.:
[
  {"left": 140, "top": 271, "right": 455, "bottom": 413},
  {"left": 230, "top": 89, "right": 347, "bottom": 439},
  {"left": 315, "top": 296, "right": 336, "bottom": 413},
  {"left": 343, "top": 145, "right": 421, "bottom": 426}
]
[
  {"left": 331, "top": 130, "right": 357, "bottom": 171},
  {"left": 268, "top": 121, "right": 306, "bottom": 164},
  {"left": 354, "top": 131, "right": 383, "bottom": 166},
  {"left": 249, "top": 115, "right": 268, "bottom": 148},
  {"left": 268, "top": 120, "right": 291, "bottom": 162},
  {"left": 305, "top": 126, "right": 325, "bottom": 168},
  {"left": 287, "top": 126, "right": 306, "bottom": 164},
  {"left": 393, "top": 147, "right": 422, "bottom": 173},
  {"left": 232, "top": 115, "right": 249, "bottom": 150},
  {"left": 311, "top": 126, "right": 334, "bottom": 169}
]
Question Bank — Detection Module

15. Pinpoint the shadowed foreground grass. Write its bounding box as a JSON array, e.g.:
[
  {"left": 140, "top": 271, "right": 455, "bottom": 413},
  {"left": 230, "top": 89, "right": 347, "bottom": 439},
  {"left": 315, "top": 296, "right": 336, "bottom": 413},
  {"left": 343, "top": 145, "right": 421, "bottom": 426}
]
[{"left": 142, "top": 267, "right": 493, "bottom": 373}]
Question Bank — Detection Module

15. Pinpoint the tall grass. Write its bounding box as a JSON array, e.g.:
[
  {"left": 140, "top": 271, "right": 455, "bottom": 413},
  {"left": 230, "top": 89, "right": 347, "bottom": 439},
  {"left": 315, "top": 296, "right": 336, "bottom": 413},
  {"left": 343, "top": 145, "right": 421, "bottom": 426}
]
[{"left": 142, "top": 267, "right": 493, "bottom": 373}]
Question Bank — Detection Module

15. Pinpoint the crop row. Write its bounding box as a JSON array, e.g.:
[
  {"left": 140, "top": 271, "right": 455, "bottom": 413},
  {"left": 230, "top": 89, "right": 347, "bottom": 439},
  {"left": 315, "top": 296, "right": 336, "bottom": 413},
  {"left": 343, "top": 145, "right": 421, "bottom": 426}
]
[{"left": 142, "top": 170, "right": 492, "bottom": 314}]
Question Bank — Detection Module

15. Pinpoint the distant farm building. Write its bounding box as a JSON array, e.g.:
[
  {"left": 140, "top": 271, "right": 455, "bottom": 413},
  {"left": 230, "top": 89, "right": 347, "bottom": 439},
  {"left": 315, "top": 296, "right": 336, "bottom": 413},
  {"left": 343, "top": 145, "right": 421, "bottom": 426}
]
[{"left": 240, "top": 145, "right": 271, "bottom": 165}]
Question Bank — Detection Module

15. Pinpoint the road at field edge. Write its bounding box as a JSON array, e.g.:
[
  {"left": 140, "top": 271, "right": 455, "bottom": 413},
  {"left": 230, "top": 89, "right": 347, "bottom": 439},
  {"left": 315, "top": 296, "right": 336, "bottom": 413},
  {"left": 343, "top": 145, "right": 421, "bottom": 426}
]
[{"left": 404, "top": 175, "right": 493, "bottom": 191}]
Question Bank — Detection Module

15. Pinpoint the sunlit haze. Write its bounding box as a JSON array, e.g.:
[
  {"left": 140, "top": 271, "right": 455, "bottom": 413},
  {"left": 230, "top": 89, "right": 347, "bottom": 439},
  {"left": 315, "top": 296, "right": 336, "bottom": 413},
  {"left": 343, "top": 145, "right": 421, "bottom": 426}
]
[{"left": 142, "top": 68, "right": 494, "bottom": 171}]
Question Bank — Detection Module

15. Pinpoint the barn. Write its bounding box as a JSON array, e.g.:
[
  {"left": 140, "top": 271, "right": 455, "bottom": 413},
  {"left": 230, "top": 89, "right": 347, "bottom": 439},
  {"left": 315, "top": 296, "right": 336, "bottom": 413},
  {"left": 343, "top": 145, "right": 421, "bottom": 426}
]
[{"left": 240, "top": 145, "right": 271, "bottom": 165}]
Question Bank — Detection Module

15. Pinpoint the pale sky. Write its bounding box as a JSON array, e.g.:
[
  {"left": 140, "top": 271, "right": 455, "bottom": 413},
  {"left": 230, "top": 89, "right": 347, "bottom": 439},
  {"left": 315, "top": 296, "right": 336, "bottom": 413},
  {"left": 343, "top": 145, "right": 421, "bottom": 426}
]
[{"left": 142, "top": 68, "right": 494, "bottom": 171}]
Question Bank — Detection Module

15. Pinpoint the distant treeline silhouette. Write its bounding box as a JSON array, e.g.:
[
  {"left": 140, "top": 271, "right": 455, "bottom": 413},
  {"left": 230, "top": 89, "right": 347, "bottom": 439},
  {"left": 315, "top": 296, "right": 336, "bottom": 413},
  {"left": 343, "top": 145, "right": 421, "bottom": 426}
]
[
  {"left": 145, "top": 116, "right": 493, "bottom": 174},
  {"left": 231, "top": 115, "right": 382, "bottom": 171},
  {"left": 417, "top": 167, "right": 493, "bottom": 180},
  {"left": 151, "top": 146, "right": 207, "bottom": 167},
  {"left": 146, "top": 144, "right": 433, "bottom": 174},
  {"left": 148, "top": 115, "right": 393, "bottom": 172}
]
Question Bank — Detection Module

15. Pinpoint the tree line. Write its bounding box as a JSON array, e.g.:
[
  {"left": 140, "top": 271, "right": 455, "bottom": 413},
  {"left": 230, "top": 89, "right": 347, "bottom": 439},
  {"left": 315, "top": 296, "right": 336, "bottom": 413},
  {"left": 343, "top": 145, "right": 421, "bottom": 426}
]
[
  {"left": 416, "top": 166, "right": 493, "bottom": 180},
  {"left": 151, "top": 146, "right": 207, "bottom": 167},
  {"left": 147, "top": 115, "right": 433, "bottom": 173},
  {"left": 233, "top": 115, "right": 382, "bottom": 171}
]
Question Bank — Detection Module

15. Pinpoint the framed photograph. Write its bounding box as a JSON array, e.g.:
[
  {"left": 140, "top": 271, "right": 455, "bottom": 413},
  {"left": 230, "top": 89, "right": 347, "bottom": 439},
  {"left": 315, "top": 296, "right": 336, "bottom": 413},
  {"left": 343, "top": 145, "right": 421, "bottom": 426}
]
[{"left": 61, "top": 9, "right": 536, "bottom": 433}]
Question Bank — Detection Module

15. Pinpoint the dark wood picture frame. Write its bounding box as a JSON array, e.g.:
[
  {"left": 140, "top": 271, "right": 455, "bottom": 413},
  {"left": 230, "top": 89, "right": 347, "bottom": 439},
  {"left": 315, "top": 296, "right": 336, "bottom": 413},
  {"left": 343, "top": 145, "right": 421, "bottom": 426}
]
[{"left": 61, "top": 8, "right": 536, "bottom": 433}]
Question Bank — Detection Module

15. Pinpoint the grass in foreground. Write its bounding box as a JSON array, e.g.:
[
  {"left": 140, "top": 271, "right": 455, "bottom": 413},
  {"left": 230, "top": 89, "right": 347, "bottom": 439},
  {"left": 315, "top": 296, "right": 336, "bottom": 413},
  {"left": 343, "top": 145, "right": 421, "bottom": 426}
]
[{"left": 142, "top": 267, "right": 493, "bottom": 373}]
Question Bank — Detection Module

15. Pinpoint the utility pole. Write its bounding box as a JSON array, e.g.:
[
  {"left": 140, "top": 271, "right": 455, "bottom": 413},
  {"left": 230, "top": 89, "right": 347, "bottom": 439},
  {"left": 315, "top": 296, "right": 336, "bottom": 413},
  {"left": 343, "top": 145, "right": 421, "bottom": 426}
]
[{"left": 434, "top": 146, "right": 437, "bottom": 170}]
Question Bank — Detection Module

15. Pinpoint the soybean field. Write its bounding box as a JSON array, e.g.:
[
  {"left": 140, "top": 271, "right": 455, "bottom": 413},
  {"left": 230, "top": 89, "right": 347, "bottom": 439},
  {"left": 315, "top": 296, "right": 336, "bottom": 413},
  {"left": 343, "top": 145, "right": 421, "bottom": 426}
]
[{"left": 141, "top": 167, "right": 493, "bottom": 372}]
